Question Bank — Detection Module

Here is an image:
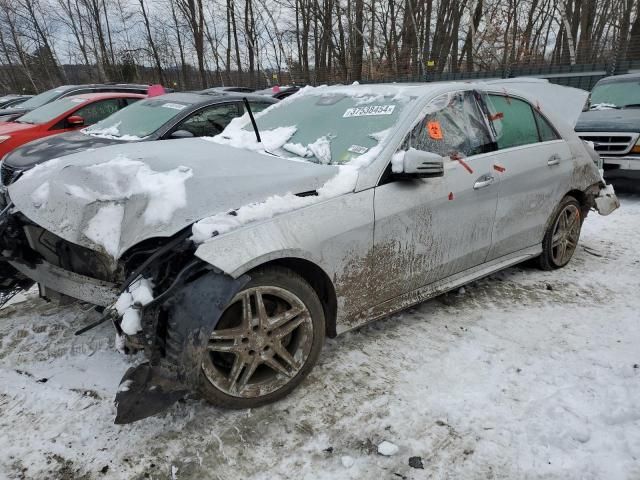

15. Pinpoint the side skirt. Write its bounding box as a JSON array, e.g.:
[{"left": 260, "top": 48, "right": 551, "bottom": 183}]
[{"left": 336, "top": 245, "right": 541, "bottom": 335}]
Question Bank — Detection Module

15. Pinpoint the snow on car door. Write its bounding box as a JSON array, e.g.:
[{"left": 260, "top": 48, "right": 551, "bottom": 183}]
[
  {"left": 370, "top": 90, "right": 500, "bottom": 305},
  {"left": 483, "top": 93, "right": 574, "bottom": 260}
]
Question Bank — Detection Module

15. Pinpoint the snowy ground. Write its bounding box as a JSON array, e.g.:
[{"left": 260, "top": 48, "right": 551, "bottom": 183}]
[{"left": 0, "top": 194, "right": 639, "bottom": 480}]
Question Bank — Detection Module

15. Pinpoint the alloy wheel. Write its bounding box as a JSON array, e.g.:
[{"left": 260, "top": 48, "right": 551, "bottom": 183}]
[{"left": 202, "top": 286, "right": 314, "bottom": 398}]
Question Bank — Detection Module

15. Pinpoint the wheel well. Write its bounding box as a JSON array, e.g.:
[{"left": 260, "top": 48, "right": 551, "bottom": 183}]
[
  {"left": 248, "top": 258, "right": 338, "bottom": 338},
  {"left": 565, "top": 189, "right": 590, "bottom": 217}
]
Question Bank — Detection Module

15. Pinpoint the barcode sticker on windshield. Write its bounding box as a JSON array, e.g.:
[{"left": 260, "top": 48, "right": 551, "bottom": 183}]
[
  {"left": 348, "top": 145, "right": 369, "bottom": 154},
  {"left": 343, "top": 105, "right": 395, "bottom": 118},
  {"left": 161, "top": 103, "right": 187, "bottom": 110}
]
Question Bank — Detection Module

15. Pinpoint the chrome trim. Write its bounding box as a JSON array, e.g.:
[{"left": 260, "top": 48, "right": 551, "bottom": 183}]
[{"left": 577, "top": 132, "right": 640, "bottom": 155}]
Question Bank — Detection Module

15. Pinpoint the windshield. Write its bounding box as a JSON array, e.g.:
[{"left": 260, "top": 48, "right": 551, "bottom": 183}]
[
  {"left": 16, "top": 97, "right": 88, "bottom": 124},
  {"left": 590, "top": 79, "right": 640, "bottom": 109},
  {"left": 230, "top": 93, "right": 412, "bottom": 164},
  {"left": 84, "top": 98, "right": 190, "bottom": 139},
  {"left": 16, "top": 87, "right": 67, "bottom": 110}
]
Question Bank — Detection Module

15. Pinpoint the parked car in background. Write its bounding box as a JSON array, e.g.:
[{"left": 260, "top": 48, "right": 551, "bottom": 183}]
[
  {"left": 0, "top": 93, "right": 144, "bottom": 178},
  {"left": 0, "top": 83, "right": 156, "bottom": 123},
  {"left": 0, "top": 95, "right": 32, "bottom": 110},
  {"left": 198, "top": 86, "right": 256, "bottom": 94},
  {"left": 0, "top": 92, "right": 277, "bottom": 185},
  {"left": 576, "top": 73, "right": 640, "bottom": 184},
  {"left": 255, "top": 85, "right": 302, "bottom": 100},
  {"left": 0, "top": 82, "right": 618, "bottom": 423}
]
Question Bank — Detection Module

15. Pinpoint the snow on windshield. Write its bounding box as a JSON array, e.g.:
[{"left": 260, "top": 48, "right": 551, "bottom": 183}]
[
  {"left": 83, "top": 121, "right": 143, "bottom": 141},
  {"left": 191, "top": 127, "right": 392, "bottom": 243},
  {"left": 192, "top": 84, "right": 418, "bottom": 244}
]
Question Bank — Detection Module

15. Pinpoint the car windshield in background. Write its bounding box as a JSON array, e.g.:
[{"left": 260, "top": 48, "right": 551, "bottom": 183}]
[
  {"left": 15, "top": 97, "right": 87, "bottom": 124},
  {"left": 249, "top": 93, "right": 412, "bottom": 164},
  {"left": 590, "top": 80, "right": 640, "bottom": 109},
  {"left": 15, "top": 87, "right": 66, "bottom": 110},
  {"left": 84, "top": 98, "right": 189, "bottom": 139}
]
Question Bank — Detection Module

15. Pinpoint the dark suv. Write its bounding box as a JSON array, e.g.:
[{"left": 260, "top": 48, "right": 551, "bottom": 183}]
[
  {"left": 575, "top": 73, "right": 640, "bottom": 183},
  {"left": 0, "top": 84, "right": 155, "bottom": 123}
]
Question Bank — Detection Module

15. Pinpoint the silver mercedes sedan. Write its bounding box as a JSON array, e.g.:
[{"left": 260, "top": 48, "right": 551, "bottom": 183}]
[{"left": 0, "top": 81, "right": 619, "bottom": 423}]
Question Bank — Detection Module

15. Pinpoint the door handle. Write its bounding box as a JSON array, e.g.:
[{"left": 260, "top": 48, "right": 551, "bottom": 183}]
[
  {"left": 547, "top": 154, "right": 561, "bottom": 166},
  {"left": 473, "top": 174, "right": 495, "bottom": 190}
]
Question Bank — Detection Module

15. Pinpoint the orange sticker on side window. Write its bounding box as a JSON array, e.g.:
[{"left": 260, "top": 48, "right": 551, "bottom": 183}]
[{"left": 427, "top": 121, "right": 443, "bottom": 140}]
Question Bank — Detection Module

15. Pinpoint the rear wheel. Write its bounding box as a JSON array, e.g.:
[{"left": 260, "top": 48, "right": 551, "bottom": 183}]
[
  {"left": 198, "top": 266, "right": 325, "bottom": 408},
  {"left": 539, "top": 196, "right": 582, "bottom": 270}
]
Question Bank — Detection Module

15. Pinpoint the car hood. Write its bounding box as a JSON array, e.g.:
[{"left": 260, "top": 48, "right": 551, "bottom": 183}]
[
  {"left": 575, "top": 109, "right": 640, "bottom": 132},
  {"left": 8, "top": 138, "right": 339, "bottom": 259},
  {"left": 3, "top": 131, "right": 124, "bottom": 169},
  {"left": 0, "top": 121, "right": 38, "bottom": 135}
]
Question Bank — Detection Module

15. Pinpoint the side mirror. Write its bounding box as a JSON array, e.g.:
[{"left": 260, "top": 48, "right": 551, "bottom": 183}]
[
  {"left": 170, "top": 129, "right": 194, "bottom": 139},
  {"left": 400, "top": 148, "right": 444, "bottom": 178},
  {"left": 67, "top": 115, "right": 85, "bottom": 127}
]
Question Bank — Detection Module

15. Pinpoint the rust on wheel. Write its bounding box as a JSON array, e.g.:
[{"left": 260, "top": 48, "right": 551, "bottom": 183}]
[
  {"left": 551, "top": 203, "right": 581, "bottom": 266},
  {"left": 202, "top": 286, "right": 314, "bottom": 398}
]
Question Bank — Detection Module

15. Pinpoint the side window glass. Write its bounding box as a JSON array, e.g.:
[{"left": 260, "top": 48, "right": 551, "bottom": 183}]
[
  {"left": 245, "top": 102, "right": 271, "bottom": 114},
  {"left": 176, "top": 104, "right": 239, "bottom": 137},
  {"left": 486, "top": 95, "right": 539, "bottom": 149},
  {"left": 534, "top": 110, "right": 560, "bottom": 142},
  {"left": 402, "top": 91, "right": 494, "bottom": 158},
  {"left": 73, "top": 99, "right": 121, "bottom": 126}
]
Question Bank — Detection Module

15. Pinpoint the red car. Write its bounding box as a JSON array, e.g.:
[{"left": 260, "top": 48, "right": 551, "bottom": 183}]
[{"left": 0, "top": 92, "right": 145, "bottom": 159}]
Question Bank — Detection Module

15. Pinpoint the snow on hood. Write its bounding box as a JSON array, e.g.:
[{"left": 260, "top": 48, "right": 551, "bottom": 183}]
[{"left": 8, "top": 138, "right": 339, "bottom": 259}]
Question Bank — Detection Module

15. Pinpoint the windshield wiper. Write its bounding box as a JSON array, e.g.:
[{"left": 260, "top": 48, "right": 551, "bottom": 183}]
[
  {"left": 243, "top": 97, "right": 261, "bottom": 143},
  {"left": 622, "top": 103, "right": 640, "bottom": 109}
]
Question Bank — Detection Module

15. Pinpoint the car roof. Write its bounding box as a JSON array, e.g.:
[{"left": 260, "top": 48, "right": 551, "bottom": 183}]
[
  {"left": 596, "top": 73, "right": 640, "bottom": 84},
  {"left": 67, "top": 92, "right": 147, "bottom": 101},
  {"left": 54, "top": 83, "right": 154, "bottom": 91}
]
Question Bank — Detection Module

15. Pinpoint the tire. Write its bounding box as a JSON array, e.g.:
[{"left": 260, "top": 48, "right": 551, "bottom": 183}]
[
  {"left": 538, "top": 195, "right": 583, "bottom": 271},
  {"left": 198, "top": 266, "right": 325, "bottom": 409}
]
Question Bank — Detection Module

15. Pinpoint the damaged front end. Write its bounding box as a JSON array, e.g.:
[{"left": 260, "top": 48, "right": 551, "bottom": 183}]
[
  {"left": 0, "top": 207, "right": 249, "bottom": 423},
  {"left": 112, "top": 250, "right": 248, "bottom": 424}
]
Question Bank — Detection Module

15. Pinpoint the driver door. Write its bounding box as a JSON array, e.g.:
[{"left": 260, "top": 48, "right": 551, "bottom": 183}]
[{"left": 370, "top": 90, "right": 500, "bottom": 305}]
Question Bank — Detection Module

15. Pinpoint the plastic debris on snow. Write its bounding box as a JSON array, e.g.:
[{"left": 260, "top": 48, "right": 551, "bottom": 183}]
[
  {"left": 66, "top": 155, "right": 193, "bottom": 226},
  {"left": 114, "top": 276, "right": 154, "bottom": 335},
  {"left": 377, "top": 441, "right": 399, "bottom": 456}
]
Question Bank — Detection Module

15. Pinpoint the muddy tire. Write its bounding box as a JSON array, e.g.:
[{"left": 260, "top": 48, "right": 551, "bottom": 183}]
[
  {"left": 198, "top": 266, "right": 325, "bottom": 409},
  {"left": 539, "top": 196, "right": 583, "bottom": 270}
]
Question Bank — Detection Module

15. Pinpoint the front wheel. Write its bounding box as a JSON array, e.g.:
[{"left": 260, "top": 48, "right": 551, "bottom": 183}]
[
  {"left": 539, "top": 196, "right": 582, "bottom": 270},
  {"left": 198, "top": 266, "right": 325, "bottom": 408}
]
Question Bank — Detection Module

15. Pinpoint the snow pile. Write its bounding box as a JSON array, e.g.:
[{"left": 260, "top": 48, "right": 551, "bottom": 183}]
[
  {"left": 391, "top": 151, "right": 405, "bottom": 173},
  {"left": 66, "top": 155, "right": 192, "bottom": 226},
  {"left": 590, "top": 103, "right": 618, "bottom": 111},
  {"left": 205, "top": 116, "right": 297, "bottom": 152},
  {"left": 83, "top": 122, "right": 143, "bottom": 141},
  {"left": 307, "top": 136, "right": 332, "bottom": 164},
  {"left": 114, "top": 276, "right": 154, "bottom": 335},
  {"left": 84, "top": 204, "right": 125, "bottom": 257},
  {"left": 30, "top": 181, "right": 50, "bottom": 208}
]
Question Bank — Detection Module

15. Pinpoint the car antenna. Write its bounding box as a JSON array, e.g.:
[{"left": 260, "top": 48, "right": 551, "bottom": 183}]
[{"left": 243, "top": 97, "right": 261, "bottom": 143}]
